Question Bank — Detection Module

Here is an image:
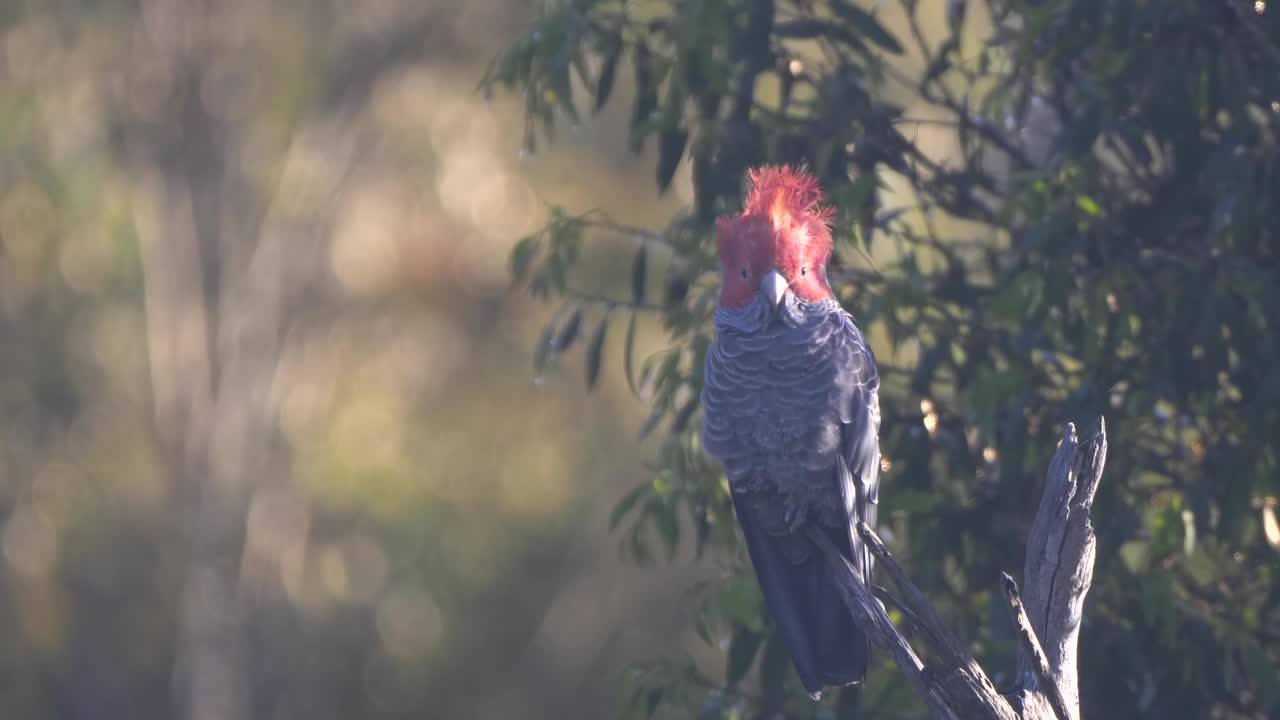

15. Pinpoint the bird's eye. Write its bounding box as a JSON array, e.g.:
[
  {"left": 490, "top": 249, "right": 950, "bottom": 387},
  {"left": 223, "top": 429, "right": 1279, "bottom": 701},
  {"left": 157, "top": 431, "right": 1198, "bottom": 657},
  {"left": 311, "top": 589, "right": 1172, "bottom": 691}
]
[
  {"left": 800, "top": 266, "right": 807, "bottom": 276},
  {"left": 740, "top": 267, "right": 749, "bottom": 279}
]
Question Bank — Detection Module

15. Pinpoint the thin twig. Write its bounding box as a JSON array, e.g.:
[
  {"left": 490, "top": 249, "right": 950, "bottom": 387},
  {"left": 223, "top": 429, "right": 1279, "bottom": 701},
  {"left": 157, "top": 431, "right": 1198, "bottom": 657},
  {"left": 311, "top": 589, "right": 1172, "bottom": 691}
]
[
  {"left": 872, "top": 583, "right": 926, "bottom": 635},
  {"left": 566, "top": 288, "right": 663, "bottom": 312},
  {"left": 578, "top": 210, "right": 673, "bottom": 249}
]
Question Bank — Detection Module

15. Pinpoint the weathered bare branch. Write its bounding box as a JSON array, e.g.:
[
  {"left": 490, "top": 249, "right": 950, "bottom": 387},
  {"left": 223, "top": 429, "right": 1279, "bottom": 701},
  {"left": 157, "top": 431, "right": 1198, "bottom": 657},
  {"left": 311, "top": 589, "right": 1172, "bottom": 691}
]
[
  {"left": 855, "top": 521, "right": 1019, "bottom": 720},
  {"left": 809, "top": 417, "right": 1108, "bottom": 720},
  {"left": 1019, "top": 418, "right": 1107, "bottom": 720},
  {"left": 1002, "top": 573, "right": 1070, "bottom": 720}
]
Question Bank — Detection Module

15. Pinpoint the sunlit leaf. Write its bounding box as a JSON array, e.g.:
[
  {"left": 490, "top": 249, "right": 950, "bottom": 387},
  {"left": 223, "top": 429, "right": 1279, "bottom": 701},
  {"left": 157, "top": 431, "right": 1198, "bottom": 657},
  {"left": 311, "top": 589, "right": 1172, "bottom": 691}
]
[{"left": 1075, "top": 195, "right": 1102, "bottom": 217}]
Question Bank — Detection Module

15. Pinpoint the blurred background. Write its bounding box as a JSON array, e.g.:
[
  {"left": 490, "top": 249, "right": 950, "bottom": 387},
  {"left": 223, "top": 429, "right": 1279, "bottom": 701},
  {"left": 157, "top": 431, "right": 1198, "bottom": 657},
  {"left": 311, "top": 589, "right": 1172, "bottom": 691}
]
[{"left": 0, "top": 1, "right": 713, "bottom": 718}]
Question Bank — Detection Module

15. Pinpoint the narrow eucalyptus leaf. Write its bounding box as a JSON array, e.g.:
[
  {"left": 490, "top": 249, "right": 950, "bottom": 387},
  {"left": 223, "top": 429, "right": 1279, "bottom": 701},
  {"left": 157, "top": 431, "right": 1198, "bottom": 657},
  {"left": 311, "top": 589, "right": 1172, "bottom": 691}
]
[
  {"left": 656, "top": 129, "right": 688, "bottom": 194},
  {"left": 760, "top": 633, "right": 790, "bottom": 706},
  {"left": 664, "top": 262, "right": 690, "bottom": 305},
  {"left": 586, "top": 312, "right": 609, "bottom": 390},
  {"left": 631, "top": 41, "right": 657, "bottom": 153},
  {"left": 631, "top": 244, "right": 648, "bottom": 304},
  {"left": 609, "top": 483, "right": 648, "bottom": 531},
  {"left": 644, "top": 687, "right": 663, "bottom": 718},
  {"left": 553, "top": 304, "right": 583, "bottom": 350},
  {"left": 725, "top": 627, "right": 762, "bottom": 688},
  {"left": 595, "top": 38, "right": 622, "bottom": 112},
  {"left": 624, "top": 310, "right": 640, "bottom": 395},
  {"left": 508, "top": 236, "right": 540, "bottom": 281},
  {"left": 830, "top": 1, "right": 904, "bottom": 54},
  {"left": 533, "top": 322, "right": 556, "bottom": 373}
]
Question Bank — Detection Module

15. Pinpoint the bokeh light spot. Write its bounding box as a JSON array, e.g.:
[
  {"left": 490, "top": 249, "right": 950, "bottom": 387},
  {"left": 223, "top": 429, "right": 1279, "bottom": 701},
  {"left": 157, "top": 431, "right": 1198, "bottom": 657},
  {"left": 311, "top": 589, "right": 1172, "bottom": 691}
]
[
  {"left": 331, "top": 183, "right": 407, "bottom": 294},
  {"left": 340, "top": 534, "right": 389, "bottom": 605},
  {"left": 376, "top": 586, "right": 443, "bottom": 662},
  {"left": 4, "top": 505, "right": 58, "bottom": 578}
]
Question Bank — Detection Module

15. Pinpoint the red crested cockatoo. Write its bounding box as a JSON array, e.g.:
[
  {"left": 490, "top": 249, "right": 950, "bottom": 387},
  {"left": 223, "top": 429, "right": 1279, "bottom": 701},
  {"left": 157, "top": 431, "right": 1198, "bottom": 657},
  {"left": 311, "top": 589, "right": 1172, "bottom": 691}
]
[{"left": 702, "top": 165, "right": 882, "bottom": 698}]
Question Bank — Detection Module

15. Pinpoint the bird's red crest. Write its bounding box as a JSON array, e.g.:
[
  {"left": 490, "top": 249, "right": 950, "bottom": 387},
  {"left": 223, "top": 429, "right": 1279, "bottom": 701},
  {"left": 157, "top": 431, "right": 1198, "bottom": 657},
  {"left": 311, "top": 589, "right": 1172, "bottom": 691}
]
[
  {"left": 716, "top": 165, "right": 836, "bottom": 306},
  {"left": 742, "top": 165, "right": 835, "bottom": 232}
]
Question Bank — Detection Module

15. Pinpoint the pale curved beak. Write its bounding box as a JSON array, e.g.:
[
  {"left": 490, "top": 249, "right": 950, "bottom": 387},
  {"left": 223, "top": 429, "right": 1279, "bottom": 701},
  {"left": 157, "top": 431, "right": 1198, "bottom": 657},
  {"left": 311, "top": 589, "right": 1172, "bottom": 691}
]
[{"left": 761, "top": 268, "right": 789, "bottom": 309}]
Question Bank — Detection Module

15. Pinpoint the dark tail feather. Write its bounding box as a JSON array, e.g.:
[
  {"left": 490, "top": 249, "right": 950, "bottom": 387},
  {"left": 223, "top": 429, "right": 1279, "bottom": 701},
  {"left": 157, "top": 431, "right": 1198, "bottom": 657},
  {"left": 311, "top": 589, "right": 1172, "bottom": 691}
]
[{"left": 732, "top": 496, "right": 870, "bottom": 696}]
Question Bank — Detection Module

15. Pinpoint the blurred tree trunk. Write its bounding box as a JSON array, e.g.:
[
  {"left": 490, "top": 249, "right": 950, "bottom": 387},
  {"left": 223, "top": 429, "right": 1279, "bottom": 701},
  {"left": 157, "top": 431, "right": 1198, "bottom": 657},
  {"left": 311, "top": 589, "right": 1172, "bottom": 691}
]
[
  {"left": 130, "top": 48, "right": 264, "bottom": 720},
  {"left": 122, "top": 4, "right": 442, "bottom": 717},
  {"left": 125, "top": 3, "right": 288, "bottom": 717}
]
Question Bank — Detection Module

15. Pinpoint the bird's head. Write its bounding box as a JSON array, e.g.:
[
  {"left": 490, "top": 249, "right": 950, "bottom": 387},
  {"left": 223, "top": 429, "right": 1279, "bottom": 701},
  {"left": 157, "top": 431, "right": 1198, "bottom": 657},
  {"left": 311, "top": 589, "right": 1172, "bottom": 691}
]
[{"left": 715, "top": 165, "right": 836, "bottom": 310}]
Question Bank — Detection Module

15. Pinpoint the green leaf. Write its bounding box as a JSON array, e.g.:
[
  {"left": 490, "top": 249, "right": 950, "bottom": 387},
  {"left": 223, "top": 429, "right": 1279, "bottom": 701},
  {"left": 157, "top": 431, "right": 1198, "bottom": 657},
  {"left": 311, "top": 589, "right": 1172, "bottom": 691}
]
[
  {"left": 553, "top": 304, "right": 583, "bottom": 350},
  {"left": 595, "top": 37, "right": 621, "bottom": 112},
  {"left": 1076, "top": 195, "right": 1102, "bottom": 217},
  {"left": 1139, "top": 573, "right": 1177, "bottom": 645},
  {"left": 548, "top": 49, "right": 580, "bottom": 125},
  {"left": 533, "top": 322, "right": 556, "bottom": 373},
  {"left": 1244, "top": 643, "right": 1280, "bottom": 710},
  {"left": 987, "top": 272, "right": 1044, "bottom": 324},
  {"left": 631, "top": 244, "right": 648, "bottom": 305},
  {"left": 775, "top": 18, "right": 872, "bottom": 57},
  {"left": 664, "top": 261, "right": 690, "bottom": 305},
  {"left": 624, "top": 309, "right": 640, "bottom": 395},
  {"left": 656, "top": 129, "right": 688, "bottom": 194},
  {"left": 725, "top": 626, "right": 762, "bottom": 688},
  {"left": 509, "top": 236, "right": 540, "bottom": 282},
  {"left": 644, "top": 687, "right": 663, "bottom": 718},
  {"left": 884, "top": 490, "right": 939, "bottom": 514},
  {"left": 760, "top": 632, "right": 791, "bottom": 707},
  {"left": 639, "top": 406, "right": 665, "bottom": 440},
  {"left": 648, "top": 497, "right": 680, "bottom": 559},
  {"left": 609, "top": 483, "right": 649, "bottom": 531},
  {"left": 830, "top": 1, "right": 904, "bottom": 54},
  {"left": 720, "top": 572, "right": 762, "bottom": 627},
  {"left": 585, "top": 311, "right": 609, "bottom": 390},
  {"left": 630, "top": 41, "right": 657, "bottom": 153}
]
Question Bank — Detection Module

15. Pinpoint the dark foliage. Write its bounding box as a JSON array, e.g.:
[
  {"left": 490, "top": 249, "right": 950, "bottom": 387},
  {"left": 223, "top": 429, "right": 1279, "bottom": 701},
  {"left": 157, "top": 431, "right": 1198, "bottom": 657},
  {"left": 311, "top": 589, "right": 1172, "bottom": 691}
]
[{"left": 487, "top": 0, "right": 1280, "bottom": 717}]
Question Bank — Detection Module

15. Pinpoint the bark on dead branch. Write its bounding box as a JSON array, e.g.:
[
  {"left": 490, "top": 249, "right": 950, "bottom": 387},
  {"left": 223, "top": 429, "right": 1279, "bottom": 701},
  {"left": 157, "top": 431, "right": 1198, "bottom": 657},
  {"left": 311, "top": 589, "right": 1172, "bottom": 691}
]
[
  {"left": 816, "top": 418, "right": 1107, "bottom": 720},
  {"left": 1002, "top": 573, "right": 1070, "bottom": 720}
]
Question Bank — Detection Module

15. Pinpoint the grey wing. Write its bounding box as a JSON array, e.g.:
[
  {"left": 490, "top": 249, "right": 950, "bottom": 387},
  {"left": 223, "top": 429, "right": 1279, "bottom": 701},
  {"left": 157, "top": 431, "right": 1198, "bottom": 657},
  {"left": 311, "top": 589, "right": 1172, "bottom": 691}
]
[{"left": 835, "top": 323, "right": 881, "bottom": 583}]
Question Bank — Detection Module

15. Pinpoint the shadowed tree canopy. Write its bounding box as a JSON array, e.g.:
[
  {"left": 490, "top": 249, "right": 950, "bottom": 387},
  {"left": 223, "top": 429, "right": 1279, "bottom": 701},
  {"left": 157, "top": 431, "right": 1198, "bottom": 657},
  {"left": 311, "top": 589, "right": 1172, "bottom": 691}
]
[{"left": 488, "top": 0, "right": 1280, "bottom": 717}]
